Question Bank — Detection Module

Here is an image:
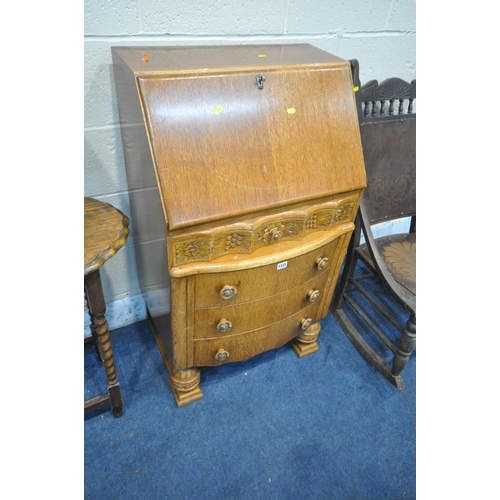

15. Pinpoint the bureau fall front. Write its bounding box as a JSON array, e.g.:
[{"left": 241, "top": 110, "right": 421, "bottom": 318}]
[{"left": 112, "top": 44, "right": 366, "bottom": 406}]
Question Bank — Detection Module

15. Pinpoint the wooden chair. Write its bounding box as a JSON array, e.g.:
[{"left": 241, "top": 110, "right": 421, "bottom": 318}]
[{"left": 330, "top": 60, "right": 416, "bottom": 390}]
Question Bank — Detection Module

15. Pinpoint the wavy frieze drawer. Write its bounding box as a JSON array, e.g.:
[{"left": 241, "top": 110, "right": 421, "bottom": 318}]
[{"left": 193, "top": 238, "right": 339, "bottom": 308}]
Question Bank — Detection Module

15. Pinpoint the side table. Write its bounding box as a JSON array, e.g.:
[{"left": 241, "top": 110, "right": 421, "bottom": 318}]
[{"left": 84, "top": 197, "right": 130, "bottom": 417}]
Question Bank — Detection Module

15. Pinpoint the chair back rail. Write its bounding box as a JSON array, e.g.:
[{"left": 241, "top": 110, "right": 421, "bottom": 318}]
[{"left": 350, "top": 60, "right": 416, "bottom": 226}]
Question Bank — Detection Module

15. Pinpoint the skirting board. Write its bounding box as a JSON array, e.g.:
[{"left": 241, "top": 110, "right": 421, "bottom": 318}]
[{"left": 84, "top": 289, "right": 170, "bottom": 337}]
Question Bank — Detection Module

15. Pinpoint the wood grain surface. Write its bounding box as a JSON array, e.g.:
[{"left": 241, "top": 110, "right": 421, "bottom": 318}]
[
  {"left": 112, "top": 44, "right": 367, "bottom": 404},
  {"left": 84, "top": 197, "right": 130, "bottom": 275}
]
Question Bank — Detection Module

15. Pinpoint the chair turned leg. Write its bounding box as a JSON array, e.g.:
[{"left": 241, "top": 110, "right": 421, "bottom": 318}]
[
  {"left": 84, "top": 270, "right": 123, "bottom": 417},
  {"left": 392, "top": 315, "right": 416, "bottom": 377}
]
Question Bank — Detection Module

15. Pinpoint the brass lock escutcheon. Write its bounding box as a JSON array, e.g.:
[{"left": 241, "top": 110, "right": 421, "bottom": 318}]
[
  {"left": 217, "top": 319, "right": 233, "bottom": 333},
  {"left": 256, "top": 75, "right": 265, "bottom": 90},
  {"left": 220, "top": 285, "right": 237, "bottom": 300}
]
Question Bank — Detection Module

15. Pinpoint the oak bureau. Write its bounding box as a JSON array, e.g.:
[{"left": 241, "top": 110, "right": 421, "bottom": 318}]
[{"left": 112, "top": 44, "right": 366, "bottom": 406}]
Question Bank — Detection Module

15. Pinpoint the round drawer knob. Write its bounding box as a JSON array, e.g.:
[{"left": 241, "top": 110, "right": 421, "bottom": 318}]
[
  {"left": 270, "top": 228, "right": 282, "bottom": 241},
  {"left": 316, "top": 257, "right": 329, "bottom": 270},
  {"left": 215, "top": 348, "right": 230, "bottom": 362},
  {"left": 307, "top": 289, "right": 320, "bottom": 303},
  {"left": 300, "top": 318, "right": 313, "bottom": 331},
  {"left": 220, "top": 285, "right": 237, "bottom": 300},
  {"left": 217, "top": 319, "right": 233, "bottom": 332}
]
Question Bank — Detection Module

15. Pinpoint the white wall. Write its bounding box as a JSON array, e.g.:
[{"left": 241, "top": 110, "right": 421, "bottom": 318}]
[{"left": 84, "top": 0, "right": 416, "bottom": 334}]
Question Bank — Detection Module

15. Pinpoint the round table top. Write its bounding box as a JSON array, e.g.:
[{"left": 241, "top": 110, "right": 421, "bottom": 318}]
[{"left": 85, "top": 197, "right": 130, "bottom": 275}]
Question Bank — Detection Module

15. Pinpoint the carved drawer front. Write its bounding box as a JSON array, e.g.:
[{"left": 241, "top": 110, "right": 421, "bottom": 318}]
[
  {"left": 193, "top": 272, "right": 328, "bottom": 339},
  {"left": 193, "top": 304, "right": 322, "bottom": 367},
  {"left": 193, "top": 238, "right": 339, "bottom": 308}
]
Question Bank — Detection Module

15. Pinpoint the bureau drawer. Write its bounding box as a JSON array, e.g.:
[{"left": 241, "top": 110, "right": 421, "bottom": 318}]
[
  {"left": 193, "top": 238, "right": 339, "bottom": 308},
  {"left": 193, "top": 272, "right": 328, "bottom": 339},
  {"left": 193, "top": 305, "right": 322, "bottom": 367}
]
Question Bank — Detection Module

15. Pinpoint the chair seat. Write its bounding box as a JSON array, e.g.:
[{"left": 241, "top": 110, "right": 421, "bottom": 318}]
[{"left": 356, "top": 233, "right": 416, "bottom": 295}]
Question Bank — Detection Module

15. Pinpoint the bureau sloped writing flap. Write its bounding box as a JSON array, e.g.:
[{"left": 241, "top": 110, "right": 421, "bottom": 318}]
[{"left": 135, "top": 52, "right": 366, "bottom": 230}]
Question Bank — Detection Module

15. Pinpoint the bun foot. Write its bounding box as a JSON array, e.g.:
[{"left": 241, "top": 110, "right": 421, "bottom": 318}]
[{"left": 290, "top": 322, "right": 321, "bottom": 358}]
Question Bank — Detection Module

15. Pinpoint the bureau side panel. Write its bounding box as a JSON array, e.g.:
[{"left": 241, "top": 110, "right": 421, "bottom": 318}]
[
  {"left": 112, "top": 49, "right": 171, "bottom": 318},
  {"left": 112, "top": 50, "right": 160, "bottom": 192},
  {"left": 170, "top": 276, "right": 194, "bottom": 370},
  {"left": 318, "top": 231, "right": 353, "bottom": 319}
]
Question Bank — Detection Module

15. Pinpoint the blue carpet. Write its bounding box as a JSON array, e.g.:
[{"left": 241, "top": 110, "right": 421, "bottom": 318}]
[{"left": 84, "top": 272, "right": 415, "bottom": 499}]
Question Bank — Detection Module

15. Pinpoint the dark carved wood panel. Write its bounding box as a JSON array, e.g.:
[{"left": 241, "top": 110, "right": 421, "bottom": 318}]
[
  {"left": 360, "top": 77, "right": 416, "bottom": 121},
  {"left": 360, "top": 119, "right": 416, "bottom": 224}
]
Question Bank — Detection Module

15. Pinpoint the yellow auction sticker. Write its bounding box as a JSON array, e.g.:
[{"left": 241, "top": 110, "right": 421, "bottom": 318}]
[
  {"left": 287, "top": 108, "right": 296, "bottom": 114},
  {"left": 214, "top": 105, "right": 223, "bottom": 115}
]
